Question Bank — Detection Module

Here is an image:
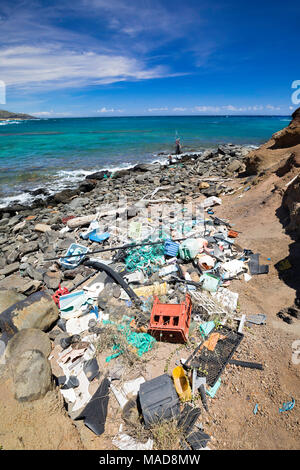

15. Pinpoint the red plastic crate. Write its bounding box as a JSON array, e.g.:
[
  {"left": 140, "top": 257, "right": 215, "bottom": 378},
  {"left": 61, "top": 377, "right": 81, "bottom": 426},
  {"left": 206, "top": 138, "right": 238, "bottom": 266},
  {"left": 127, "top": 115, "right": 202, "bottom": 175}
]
[{"left": 148, "top": 294, "right": 192, "bottom": 343}]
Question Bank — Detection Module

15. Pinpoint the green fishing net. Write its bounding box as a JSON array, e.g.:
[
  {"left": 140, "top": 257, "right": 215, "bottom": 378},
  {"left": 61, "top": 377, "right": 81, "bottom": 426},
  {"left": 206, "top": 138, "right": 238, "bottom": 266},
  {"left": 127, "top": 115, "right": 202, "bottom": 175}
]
[
  {"left": 104, "top": 318, "right": 156, "bottom": 362},
  {"left": 124, "top": 233, "right": 169, "bottom": 275}
]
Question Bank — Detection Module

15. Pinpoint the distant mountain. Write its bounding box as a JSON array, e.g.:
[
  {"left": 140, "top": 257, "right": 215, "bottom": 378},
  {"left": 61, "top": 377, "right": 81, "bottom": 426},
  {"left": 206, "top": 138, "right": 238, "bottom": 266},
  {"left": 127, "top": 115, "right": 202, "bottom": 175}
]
[{"left": 0, "top": 109, "right": 37, "bottom": 120}]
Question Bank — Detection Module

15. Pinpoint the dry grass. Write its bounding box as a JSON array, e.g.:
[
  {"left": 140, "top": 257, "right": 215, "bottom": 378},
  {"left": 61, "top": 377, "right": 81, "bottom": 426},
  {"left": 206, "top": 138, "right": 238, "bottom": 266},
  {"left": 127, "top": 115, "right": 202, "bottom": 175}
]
[
  {"left": 149, "top": 418, "right": 185, "bottom": 450},
  {"left": 94, "top": 323, "right": 144, "bottom": 367}
]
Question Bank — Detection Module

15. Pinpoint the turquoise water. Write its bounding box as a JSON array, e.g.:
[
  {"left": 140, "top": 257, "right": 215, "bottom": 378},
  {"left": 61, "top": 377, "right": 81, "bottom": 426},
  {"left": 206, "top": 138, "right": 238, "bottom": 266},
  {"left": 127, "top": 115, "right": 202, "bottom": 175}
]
[{"left": 0, "top": 115, "right": 291, "bottom": 206}]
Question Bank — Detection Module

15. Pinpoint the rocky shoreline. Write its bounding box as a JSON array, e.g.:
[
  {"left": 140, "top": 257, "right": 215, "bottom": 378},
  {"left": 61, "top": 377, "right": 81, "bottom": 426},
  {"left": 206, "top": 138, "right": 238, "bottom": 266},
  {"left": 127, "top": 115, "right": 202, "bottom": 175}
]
[
  {"left": 0, "top": 142, "right": 256, "bottom": 294},
  {"left": 1, "top": 143, "right": 254, "bottom": 213}
]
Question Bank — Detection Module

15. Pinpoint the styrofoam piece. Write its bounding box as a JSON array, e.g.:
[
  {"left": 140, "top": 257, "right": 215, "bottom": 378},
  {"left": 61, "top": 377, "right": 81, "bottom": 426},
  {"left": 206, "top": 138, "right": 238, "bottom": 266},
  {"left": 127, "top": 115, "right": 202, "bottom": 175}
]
[
  {"left": 83, "top": 343, "right": 96, "bottom": 361},
  {"left": 71, "top": 369, "right": 92, "bottom": 412},
  {"left": 123, "top": 377, "right": 145, "bottom": 396},
  {"left": 60, "top": 226, "right": 70, "bottom": 234},
  {"left": 60, "top": 388, "right": 76, "bottom": 403},
  {"left": 112, "top": 424, "right": 153, "bottom": 451},
  {"left": 185, "top": 272, "right": 196, "bottom": 291},
  {"left": 192, "top": 369, "right": 206, "bottom": 396},
  {"left": 66, "top": 313, "right": 97, "bottom": 335},
  {"left": 124, "top": 271, "right": 145, "bottom": 284},
  {"left": 238, "top": 314, "right": 246, "bottom": 333},
  {"left": 222, "top": 259, "right": 245, "bottom": 277},
  {"left": 201, "top": 196, "right": 222, "bottom": 208},
  {"left": 159, "top": 264, "right": 178, "bottom": 277},
  {"left": 211, "top": 287, "right": 238, "bottom": 313},
  {"left": 110, "top": 383, "right": 128, "bottom": 409},
  {"left": 83, "top": 282, "right": 104, "bottom": 298}
]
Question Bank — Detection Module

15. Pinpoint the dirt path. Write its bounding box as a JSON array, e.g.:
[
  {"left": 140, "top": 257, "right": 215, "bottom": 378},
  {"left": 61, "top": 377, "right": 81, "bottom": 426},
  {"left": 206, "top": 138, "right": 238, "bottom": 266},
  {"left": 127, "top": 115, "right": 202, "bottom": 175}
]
[{"left": 203, "top": 170, "right": 300, "bottom": 449}]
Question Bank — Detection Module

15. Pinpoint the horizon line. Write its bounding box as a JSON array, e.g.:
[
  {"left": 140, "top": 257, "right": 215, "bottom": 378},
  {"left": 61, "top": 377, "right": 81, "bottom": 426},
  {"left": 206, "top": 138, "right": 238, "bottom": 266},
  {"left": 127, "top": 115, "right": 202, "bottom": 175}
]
[{"left": 31, "top": 113, "right": 292, "bottom": 119}]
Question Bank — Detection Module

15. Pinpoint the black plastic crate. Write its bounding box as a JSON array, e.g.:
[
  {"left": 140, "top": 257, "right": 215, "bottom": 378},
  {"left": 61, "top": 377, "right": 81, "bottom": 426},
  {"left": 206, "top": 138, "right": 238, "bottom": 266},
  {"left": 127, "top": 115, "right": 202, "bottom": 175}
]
[
  {"left": 185, "top": 325, "right": 244, "bottom": 387},
  {"left": 138, "top": 374, "right": 180, "bottom": 427}
]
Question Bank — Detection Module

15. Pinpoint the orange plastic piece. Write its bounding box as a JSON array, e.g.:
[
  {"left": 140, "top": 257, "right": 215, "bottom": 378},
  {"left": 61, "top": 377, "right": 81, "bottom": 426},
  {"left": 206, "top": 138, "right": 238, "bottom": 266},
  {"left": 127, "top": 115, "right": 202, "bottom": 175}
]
[
  {"left": 200, "top": 332, "right": 226, "bottom": 352},
  {"left": 228, "top": 230, "right": 239, "bottom": 238},
  {"left": 148, "top": 294, "right": 192, "bottom": 343}
]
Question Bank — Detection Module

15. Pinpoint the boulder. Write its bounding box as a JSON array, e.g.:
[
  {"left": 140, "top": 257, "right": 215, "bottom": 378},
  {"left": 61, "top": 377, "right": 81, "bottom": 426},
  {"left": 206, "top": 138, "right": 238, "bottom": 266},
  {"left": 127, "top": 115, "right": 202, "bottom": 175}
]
[
  {"left": 26, "top": 265, "right": 44, "bottom": 282},
  {"left": 227, "top": 159, "right": 242, "bottom": 173},
  {"left": 0, "top": 289, "right": 26, "bottom": 314},
  {"left": 68, "top": 197, "right": 90, "bottom": 210},
  {"left": 43, "top": 271, "right": 62, "bottom": 290},
  {"left": 12, "top": 220, "right": 26, "bottom": 233},
  {"left": 12, "top": 349, "right": 53, "bottom": 402},
  {"left": 0, "top": 262, "right": 20, "bottom": 277},
  {"left": 5, "top": 328, "right": 52, "bottom": 362},
  {"left": 19, "top": 241, "right": 39, "bottom": 255},
  {"left": 34, "top": 223, "right": 52, "bottom": 233},
  {"left": 0, "top": 291, "right": 59, "bottom": 344},
  {"left": 86, "top": 170, "right": 111, "bottom": 181},
  {"left": 0, "top": 275, "right": 42, "bottom": 295},
  {"left": 198, "top": 182, "right": 210, "bottom": 190},
  {"left": 52, "top": 188, "right": 79, "bottom": 204}
]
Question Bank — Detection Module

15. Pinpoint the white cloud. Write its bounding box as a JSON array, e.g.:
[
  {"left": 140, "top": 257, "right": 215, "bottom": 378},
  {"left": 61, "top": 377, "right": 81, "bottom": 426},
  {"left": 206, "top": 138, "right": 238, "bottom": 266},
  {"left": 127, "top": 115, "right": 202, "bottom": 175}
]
[
  {"left": 266, "top": 104, "right": 281, "bottom": 111},
  {"left": 192, "top": 104, "right": 284, "bottom": 114},
  {"left": 97, "top": 107, "right": 124, "bottom": 113},
  {"left": 173, "top": 107, "right": 187, "bottom": 112},
  {"left": 148, "top": 107, "right": 168, "bottom": 112},
  {"left": 194, "top": 106, "right": 221, "bottom": 112},
  {"left": 31, "top": 110, "right": 72, "bottom": 116},
  {"left": 0, "top": 44, "right": 171, "bottom": 90}
]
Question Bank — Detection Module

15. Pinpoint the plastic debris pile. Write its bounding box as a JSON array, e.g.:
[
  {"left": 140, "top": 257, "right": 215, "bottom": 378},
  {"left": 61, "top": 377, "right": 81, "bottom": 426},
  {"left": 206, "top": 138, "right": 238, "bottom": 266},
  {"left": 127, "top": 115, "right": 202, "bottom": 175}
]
[{"left": 41, "top": 196, "right": 271, "bottom": 450}]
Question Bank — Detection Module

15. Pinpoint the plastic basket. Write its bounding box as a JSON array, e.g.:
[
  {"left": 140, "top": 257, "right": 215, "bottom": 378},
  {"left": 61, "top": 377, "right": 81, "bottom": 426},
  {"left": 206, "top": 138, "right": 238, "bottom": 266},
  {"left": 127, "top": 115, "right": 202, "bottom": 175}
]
[
  {"left": 164, "top": 240, "right": 180, "bottom": 257},
  {"left": 148, "top": 294, "right": 192, "bottom": 343}
]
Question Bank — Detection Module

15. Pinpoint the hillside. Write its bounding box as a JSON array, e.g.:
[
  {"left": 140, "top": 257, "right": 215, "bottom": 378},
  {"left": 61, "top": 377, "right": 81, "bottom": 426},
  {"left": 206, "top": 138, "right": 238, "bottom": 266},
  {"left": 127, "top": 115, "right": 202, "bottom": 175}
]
[{"left": 0, "top": 109, "right": 37, "bottom": 120}]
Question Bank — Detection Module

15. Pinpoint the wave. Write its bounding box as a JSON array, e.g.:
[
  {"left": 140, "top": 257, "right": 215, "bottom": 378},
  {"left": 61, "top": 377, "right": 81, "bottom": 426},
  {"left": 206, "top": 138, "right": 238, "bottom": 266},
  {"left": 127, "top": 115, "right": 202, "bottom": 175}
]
[
  {"left": 0, "top": 120, "right": 22, "bottom": 126},
  {"left": 0, "top": 192, "right": 34, "bottom": 208}
]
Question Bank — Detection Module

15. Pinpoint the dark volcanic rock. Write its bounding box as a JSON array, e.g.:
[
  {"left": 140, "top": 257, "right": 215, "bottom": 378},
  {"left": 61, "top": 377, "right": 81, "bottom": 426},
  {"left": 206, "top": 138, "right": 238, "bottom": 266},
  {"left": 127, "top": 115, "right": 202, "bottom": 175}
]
[{"left": 86, "top": 170, "right": 111, "bottom": 180}]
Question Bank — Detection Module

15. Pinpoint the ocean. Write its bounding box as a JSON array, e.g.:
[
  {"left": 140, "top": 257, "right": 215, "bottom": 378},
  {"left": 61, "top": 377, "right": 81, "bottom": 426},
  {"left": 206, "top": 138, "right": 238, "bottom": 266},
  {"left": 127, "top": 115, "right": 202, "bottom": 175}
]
[{"left": 0, "top": 115, "right": 291, "bottom": 207}]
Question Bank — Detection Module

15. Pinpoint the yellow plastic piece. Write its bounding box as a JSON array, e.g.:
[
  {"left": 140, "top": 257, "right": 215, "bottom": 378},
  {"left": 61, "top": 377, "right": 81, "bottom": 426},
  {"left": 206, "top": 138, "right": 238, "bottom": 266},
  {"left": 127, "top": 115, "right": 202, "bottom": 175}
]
[
  {"left": 172, "top": 366, "right": 192, "bottom": 402},
  {"left": 133, "top": 282, "right": 168, "bottom": 298}
]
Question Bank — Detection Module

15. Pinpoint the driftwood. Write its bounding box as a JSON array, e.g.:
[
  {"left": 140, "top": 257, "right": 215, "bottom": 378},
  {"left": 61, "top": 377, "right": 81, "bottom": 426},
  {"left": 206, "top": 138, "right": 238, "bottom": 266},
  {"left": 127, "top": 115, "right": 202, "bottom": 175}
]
[{"left": 67, "top": 207, "right": 128, "bottom": 229}]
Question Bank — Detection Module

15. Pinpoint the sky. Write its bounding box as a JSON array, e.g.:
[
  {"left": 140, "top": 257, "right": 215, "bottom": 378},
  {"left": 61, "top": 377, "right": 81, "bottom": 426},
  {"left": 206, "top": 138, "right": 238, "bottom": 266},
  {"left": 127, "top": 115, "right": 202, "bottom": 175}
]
[{"left": 0, "top": 0, "right": 299, "bottom": 117}]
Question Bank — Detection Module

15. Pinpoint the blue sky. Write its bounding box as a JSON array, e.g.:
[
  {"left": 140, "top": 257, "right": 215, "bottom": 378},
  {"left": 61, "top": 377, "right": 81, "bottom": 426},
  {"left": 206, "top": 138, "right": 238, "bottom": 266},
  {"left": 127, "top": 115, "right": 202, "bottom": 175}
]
[{"left": 0, "top": 0, "right": 299, "bottom": 116}]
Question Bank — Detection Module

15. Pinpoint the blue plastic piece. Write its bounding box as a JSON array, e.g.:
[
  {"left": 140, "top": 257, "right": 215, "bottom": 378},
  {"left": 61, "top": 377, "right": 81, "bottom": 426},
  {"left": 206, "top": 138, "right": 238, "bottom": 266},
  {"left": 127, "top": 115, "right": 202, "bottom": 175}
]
[
  {"left": 59, "top": 243, "right": 89, "bottom": 269},
  {"left": 90, "top": 305, "right": 99, "bottom": 318},
  {"left": 199, "top": 321, "right": 215, "bottom": 338},
  {"left": 253, "top": 403, "right": 259, "bottom": 415},
  {"left": 206, "top": 378, "right": 221, "bottom": 398},
  {"left": 279, "top": 398, "right": 295, "bottom": 413},
  {"left": 89, "top": 231, "right": 110, "bottom": 243},
  {"left": 164, "top": 240, "right": 179, "bottom": 257}
]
